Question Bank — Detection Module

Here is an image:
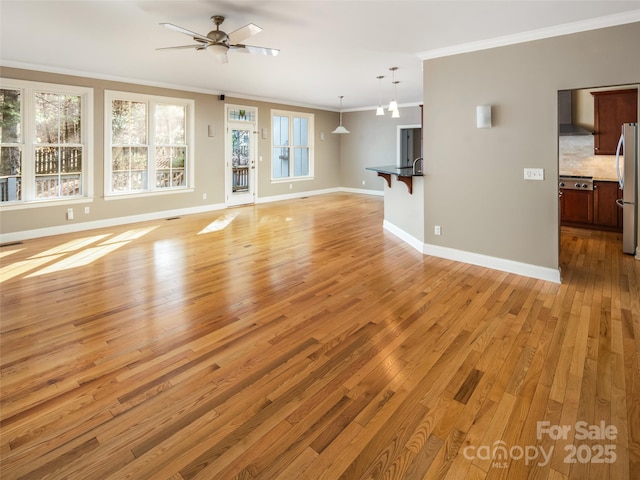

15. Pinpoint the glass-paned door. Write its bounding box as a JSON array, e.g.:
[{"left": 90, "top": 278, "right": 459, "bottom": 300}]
[
  {"left": 226, "top": 105, "right": 257, "bottom": 206},
  {"left": 232, "top": 128, "right": 250, "bottom": 192}
]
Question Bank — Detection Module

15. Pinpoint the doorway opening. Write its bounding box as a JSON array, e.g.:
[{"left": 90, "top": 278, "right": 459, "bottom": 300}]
[
  {"left": 225, "top": 105, "right": 258, "bottom": 207},
  {"left": 557, "top": 84, "right": 638, "bottom": 272}
]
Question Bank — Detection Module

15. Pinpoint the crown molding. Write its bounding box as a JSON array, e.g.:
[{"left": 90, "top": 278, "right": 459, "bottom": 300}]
[
  {"left": 0, "top": 61, "right": 333, "bottom": 112},
  {"left": 417, "top": 10, "right": 640, "bottom": 60}
]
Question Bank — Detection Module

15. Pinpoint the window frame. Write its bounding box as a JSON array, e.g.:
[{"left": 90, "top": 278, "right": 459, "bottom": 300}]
[
  {"left": 0, "top": 78, "right": 94, "bottom": 210},
  {"left": 104, "top": 90, "right": 194, "bottom": 199},
  {"left": 270, "top": 109, "right": 314, "bottom": 182}
]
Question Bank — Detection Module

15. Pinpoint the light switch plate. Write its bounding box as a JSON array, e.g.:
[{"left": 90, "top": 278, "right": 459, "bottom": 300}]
[{"left": 524, "top": 168, "right": 544, "bottom": 180}]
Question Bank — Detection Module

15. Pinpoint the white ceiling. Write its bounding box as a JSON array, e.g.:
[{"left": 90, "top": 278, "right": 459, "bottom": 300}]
[{"left": 1, "top": 1, "right": 640, "bottom": 111}]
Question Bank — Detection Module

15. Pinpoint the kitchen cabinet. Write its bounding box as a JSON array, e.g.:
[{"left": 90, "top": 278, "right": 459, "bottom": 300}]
[
  {"left": 560, "top": 189, "right": 593, "bottom": 224},
  {"left": 560, "top": 180, "right": 622, "bottom": 231},
  {"left": 592, "top": 89, "right": 637, "bottom": 155},
  {"left": 594, "top": 181, "right": 622, "bottom": 229}
]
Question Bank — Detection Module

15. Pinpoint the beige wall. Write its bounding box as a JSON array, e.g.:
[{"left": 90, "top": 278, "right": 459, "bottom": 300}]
[
  {"left": 0, "top": 67, "right": 340, "bottom": 236},
  {"left": 339, "top": 106, "right": 422, "bottom": 191},
  {"left": 422, "top": 22, "right": 640, "bottom": 269}
]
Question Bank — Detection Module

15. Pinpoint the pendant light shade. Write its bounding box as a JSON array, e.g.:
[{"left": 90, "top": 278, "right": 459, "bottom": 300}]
[
  {"left": 388, "top": 67, "right": 399, "bottom": 113},
  {"left": 376, "top": 75, "right": 385, "bottom": 116},
  {"left": 332, "top": 96, "right": 350, "bottom": 134}
]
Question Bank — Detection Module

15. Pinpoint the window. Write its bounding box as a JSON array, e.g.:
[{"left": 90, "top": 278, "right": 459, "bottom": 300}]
[
  {"left": 105, "top": 91, "right": 193, "bottom": 196},
  {"left": 271, "top": 110, "right": 314, "bottom": 180},
  {"left": 0, "top": 79, "right": 93, "bottom": 205}
]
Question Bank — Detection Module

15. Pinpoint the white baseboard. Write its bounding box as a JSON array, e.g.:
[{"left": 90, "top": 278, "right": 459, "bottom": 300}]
[
  {"left": 340, "top": 187, "right": 384, "bottom": 196},
  {"left": 0, "top": 202, "right": 226, "bottom": 243},
  {"left": 255, "top": 187, "right": 342, "bottom": 204},
  {"left": 383, "top": 220, "right": 561, "bottom": 283},
  {"left": 256, "top": 187, "right": 381, "bottom": 204},
  {"left": 382, "top": 220, "right": 424, "bottom": 252}
]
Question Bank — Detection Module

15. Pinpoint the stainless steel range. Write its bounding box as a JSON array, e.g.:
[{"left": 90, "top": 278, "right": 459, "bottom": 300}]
[{"left": 559, "top": 175, "right": 593, "bottom": 191}]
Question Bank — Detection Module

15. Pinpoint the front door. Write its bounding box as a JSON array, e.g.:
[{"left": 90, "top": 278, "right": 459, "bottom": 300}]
[{"left": 225, "top": 106, "right": 257, "bottom": 206}]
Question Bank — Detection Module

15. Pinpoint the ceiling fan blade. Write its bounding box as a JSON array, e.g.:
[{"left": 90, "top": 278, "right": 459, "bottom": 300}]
[
  {"left": 231, "top": 44, "right": 279, "bottom": 56},
  {"left": 156, "top": 44, "right": 204, "bottom": 51},
  {"left": 228, "top": 23, "right": 262, "bottom": 45},
  {"left": 160, "top": 23, "right": 211, "bottom": 43}
]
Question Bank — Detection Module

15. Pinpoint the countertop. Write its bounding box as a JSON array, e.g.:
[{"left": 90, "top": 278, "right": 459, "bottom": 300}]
[
  {"left": 559, "top": 155, "right": 618, "bottom": 182},
  {"left": 366, "top": 165, "right": 423, "bottom": 177}
]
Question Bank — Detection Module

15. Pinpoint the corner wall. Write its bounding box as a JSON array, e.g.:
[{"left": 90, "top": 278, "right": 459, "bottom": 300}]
[{"left": 422, "top": 22, "right": 640, "bottom": 270}]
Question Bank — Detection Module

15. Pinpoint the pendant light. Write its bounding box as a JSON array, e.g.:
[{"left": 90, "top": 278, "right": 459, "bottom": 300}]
[
  {"left": 332, "top": 95, "right": 350, "bottom": 134},
  {"left": 391, "top": 81, "right": 400, "bottom": 118},
  {"left": 388, "top": 67, "right": 399, "bottom": 112},
  {"left": 376, "top": 75, "right": 385, "bottom": 116}
]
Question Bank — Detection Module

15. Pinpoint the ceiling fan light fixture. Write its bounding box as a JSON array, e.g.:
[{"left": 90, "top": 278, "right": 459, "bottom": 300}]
[
  {"left": 332, "top": 96, "right": 350, "bottom": 134},
  {"left": 207, "top": 43, "right": 229, "bottom": 56},
  {"left": 158, "top": 15, "right": 278, "bottom": 63}
]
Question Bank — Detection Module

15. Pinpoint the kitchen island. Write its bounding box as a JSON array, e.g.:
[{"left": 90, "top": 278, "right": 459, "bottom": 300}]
[
  {"left": 366, "top": 164, "right": 425, "bottom": 248},
  {"left": 365, "top": 164, "right": 423, "bottom": 194}
]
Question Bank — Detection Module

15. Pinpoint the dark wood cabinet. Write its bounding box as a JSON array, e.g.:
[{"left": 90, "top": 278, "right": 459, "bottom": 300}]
[
  {"left": 560, "top": 189, "right": 593, "bottom": 224},
  {"left": 592, "top": 89, "right": 638, "bottom": 155},
  {"left": 560, "top": 181, "right": 622, "bottom": 231},
  {"left": 594, "top": 181, "right": 622, "bottom": 229}
]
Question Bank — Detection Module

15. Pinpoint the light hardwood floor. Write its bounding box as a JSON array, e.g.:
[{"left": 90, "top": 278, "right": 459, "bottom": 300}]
[{"left": 1, "top": 193, "right": 639, "bottom": 480}]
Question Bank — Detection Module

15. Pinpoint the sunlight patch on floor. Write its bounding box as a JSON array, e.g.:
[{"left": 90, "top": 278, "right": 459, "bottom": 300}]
[
  {"left": 0, "top": 227, "right": 159, "bottom": 282},
  {"left": 30, "top": 235, "right": 111, "bottom": 258},
  {"left": 0, "top": 255, "right": 65, "bottom": 282},
  {"left": 26, "top": 226, "right": 158, "bottom": 277},
  {"left": 27, "top": 243, "right": 125, "bottom": 277},
  {"left": 198, "top": 213, "right": 238, "bottom": 234},
  {"left": 0, "top": 248, "right": 24, "bottom": 260}
]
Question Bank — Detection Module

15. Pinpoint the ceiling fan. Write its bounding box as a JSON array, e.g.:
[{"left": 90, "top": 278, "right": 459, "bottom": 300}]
[{"left": 157, "top": 15, "right": 279, "bottom": 63}]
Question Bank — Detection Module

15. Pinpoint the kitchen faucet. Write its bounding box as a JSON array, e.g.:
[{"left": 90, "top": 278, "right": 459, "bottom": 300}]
[{"left": 412, "top": 157, "right": 423, "bottom": 175}]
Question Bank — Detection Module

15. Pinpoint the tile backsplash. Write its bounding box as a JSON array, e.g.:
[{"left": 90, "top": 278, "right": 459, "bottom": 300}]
[
  {"left": 559, "top": 135, "right": 594, "bottom": 163},
  {"left": 558, "top": 135, "right": 618, "bottom": 180}
]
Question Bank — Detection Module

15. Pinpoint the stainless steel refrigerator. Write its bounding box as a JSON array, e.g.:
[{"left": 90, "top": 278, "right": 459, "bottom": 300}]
[{"left": 616, "top": 123, "right": 639, "bottom": 255}]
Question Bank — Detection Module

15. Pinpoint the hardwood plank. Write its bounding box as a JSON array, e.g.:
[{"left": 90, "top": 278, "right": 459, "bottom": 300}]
[{"left": 1, "top": 195, "right": 638, "bottom": 480}]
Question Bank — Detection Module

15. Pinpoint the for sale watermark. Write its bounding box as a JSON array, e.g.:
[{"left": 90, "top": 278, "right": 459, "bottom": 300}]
[{"left": 463, "top": 421, "right": 617, "bottom": 469}]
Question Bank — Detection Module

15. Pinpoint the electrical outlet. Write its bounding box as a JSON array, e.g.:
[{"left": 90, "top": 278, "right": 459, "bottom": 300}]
[
  {"left": 362, "top": 180, "right": 366, "bottom": 185},
  {"left": 202, "top": 193, "right": 207, "bottom": 200},
  {"left": 84, "top": 206, "right": 90, "bottom": 214},
  {"left": 67, "top": 208, "right": 74, "bottom": 220},
  {"left": 289, "top": 184, "right": 293, "bottom": 190},
  {"left": 524, "top": 168, "right": 544, "bottom": 180},
  {"left": 434, "top": 225, "right": 441, "bottom": 235}
]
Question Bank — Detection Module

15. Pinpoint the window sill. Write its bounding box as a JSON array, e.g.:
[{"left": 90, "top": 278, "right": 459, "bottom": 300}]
[
  {"left": 0, "top": 196, "right": 94, "bottom": 211},
  {"left": 104, "top": 188, "right": 194, "bottom": 201},
  {"left": 270, "top": 177, "right": 315, "bottom": 184}
]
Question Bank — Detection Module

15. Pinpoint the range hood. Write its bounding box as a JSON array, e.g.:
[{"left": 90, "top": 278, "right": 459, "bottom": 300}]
[{"left": 558, "top": 90, "right": 593, "bottom": 136}]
